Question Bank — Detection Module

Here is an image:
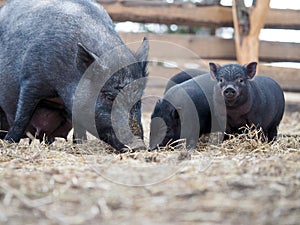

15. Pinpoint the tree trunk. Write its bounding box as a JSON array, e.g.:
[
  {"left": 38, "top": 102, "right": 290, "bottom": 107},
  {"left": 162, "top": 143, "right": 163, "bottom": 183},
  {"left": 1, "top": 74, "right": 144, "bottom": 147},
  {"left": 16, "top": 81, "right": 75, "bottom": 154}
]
[{"left": 232, "top": 0, "right": 270, "bottom": 66}]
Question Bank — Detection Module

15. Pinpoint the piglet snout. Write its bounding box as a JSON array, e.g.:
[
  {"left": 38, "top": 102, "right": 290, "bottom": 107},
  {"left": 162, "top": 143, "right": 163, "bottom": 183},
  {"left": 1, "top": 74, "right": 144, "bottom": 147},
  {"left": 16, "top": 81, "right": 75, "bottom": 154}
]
[{"left": 223, "top": 87, "right": 237, "bottom": 98}]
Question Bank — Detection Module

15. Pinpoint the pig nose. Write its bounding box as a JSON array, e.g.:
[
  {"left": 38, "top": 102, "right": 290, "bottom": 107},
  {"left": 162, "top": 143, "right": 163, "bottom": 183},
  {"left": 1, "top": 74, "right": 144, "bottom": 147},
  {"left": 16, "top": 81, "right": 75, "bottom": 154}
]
[{"left": 223, "top": 87, "right": 237, "bottom": 98}]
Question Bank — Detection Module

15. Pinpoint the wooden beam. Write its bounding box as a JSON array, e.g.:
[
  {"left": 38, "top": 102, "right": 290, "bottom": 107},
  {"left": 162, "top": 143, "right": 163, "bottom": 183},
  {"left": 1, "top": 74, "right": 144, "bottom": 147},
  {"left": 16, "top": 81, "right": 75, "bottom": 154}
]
[
  {"left": 120, "top": 32, "right": 300, "bottom": 62},
  {"left": 265, "top": 8, "right": 300, "bottom": 29},
  {"left": 98, "top": 1, "right": 300, "bottom": 29},
  {"left": 232, "top": 0, "right": 270, "bottom": 65},
  {"left": 259, "top": 41, "right": 300, "bottom": 62},
  {"left": 260, "top": 65, "right": 300, "bottom": 92},
  {"left": 100, "top": 1, "right": 233, "bottom": 28},
  {"left": 146, "top": 62, "right": 300, "bottom": 92},
  {"left": 0, "top": 0, "right": 299, "bottom": 29}
]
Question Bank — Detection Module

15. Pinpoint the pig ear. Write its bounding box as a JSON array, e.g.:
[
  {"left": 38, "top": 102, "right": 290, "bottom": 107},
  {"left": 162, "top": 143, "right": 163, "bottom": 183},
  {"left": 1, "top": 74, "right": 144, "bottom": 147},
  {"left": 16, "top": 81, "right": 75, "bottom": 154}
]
[
  {"left": 244, "top": 62, "right": 257, "bottom": 79},
  {"left": 135, "top": 37, "right": 149, "bottom": 76},
  {"left": 209, "top": 62, "right": 220, "bottom": 80},
  {"left": 76, "top": 43, "right": 97, "bottom": 74}
]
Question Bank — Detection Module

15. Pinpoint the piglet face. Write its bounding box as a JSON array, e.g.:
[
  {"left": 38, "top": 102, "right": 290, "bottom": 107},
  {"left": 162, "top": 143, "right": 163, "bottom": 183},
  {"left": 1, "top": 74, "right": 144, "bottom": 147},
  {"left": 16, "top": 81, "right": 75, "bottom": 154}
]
[{"left": 209, "top": 62, "right": 257, "bottom": 105}]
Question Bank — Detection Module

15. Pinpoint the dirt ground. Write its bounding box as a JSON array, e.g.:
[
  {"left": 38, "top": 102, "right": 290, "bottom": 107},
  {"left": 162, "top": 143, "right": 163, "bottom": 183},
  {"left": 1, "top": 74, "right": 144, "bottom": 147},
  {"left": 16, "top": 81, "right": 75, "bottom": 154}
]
[
  {"left": 1, "top": 67, "right": 300, "bottom": 225},
  {"left": 0, "top": 105, "right": 299, "bottom": 225}
]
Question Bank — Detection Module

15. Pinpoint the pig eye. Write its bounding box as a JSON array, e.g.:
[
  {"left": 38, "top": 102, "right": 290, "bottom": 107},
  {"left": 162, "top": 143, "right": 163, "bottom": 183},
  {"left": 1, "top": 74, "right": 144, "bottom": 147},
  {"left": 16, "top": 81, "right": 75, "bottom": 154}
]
[
  {"left": 102, "top": 92, "right": 115, "bottom": 102},
  {"left": 238, "top": 78, "right": 244, "bottom": 83},
  {"left": 106, "top": 95, "right": 114, "bottom": 102},
  {"left": 218, "top": 77, "right": 224, "bottom": 83}
]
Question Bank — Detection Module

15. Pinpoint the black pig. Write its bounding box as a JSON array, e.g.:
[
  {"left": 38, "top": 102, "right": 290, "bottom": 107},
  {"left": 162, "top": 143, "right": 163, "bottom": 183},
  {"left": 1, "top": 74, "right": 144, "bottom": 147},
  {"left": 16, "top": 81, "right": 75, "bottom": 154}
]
[
  {"left": 149, "top": 71, "right": 224, "bottom": 150},
  {"left": 0, "top": 0, "right": 148, "bottom": 151},
  {"left": 209, "top": 62, "right": 285, "bottom": 141},
  {"left": 164, "top": 69, "right": 207, "bottom": 93}
]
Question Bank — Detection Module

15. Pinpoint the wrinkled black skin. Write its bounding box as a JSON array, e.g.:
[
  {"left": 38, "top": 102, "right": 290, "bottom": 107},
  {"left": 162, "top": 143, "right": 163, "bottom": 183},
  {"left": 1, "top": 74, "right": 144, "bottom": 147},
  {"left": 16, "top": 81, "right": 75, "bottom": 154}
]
[
  {"left": 0, "top": 0, "right": 148, "bottom": 150},
  {"left": 164, "top": 69, "right": 207, "bottom": 94},
  {"left": 210, "top": 62, "right": 285, "bottom": 141},
  {"left": 150, "top": 72, "right": 216, "bottom": 150}
]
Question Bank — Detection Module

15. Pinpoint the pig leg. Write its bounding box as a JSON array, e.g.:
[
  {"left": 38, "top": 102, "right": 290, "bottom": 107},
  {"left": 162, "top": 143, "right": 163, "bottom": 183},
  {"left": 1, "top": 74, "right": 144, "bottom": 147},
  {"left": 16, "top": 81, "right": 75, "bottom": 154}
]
[
  {"left": 267, "top": 125, "right": 278, "bottom": 142},
  {"left": 4, "top": 84, "right": 47, "bottom": 143},
  {"left": 73, "top": 125, "right": 87, "bottom": 144},
  {"left": 41, "top": 136, "right": 55, "bottom": 145},
  {"left": 0, "top": 107, "right": 9, "bottom": 139}
]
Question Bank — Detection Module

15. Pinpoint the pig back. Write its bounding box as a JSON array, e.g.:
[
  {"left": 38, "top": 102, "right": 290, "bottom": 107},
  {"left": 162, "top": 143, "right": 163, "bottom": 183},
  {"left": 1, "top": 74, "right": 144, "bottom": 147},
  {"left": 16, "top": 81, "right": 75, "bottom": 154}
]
[
  {"left": 0, "top": 0, "right": 129, "bottom": 121},
  {"left": 165, "top": 73, "right": 216, "bottom": 135}
]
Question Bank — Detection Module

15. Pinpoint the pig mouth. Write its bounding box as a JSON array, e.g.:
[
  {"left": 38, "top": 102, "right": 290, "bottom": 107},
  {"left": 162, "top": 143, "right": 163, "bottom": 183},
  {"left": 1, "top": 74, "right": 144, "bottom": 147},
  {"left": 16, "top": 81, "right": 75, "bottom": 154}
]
[
  {"left": 224, "top": 95, "right": 237, "bottom": 101},
  {"left": 149, "top": 117, "right": 168, "bottom": 150},
  {"left": 223, "top": 95, "right": 239, "bottom": 106},
  {"left": 222, "top": 90, "right": 239, "bottom": 101}
]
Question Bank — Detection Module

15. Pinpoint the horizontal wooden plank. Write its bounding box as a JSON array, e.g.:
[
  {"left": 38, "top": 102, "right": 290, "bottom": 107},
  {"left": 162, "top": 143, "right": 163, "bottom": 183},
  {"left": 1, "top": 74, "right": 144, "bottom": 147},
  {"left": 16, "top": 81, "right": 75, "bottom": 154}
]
[
  {"left": 0, "top": 0, "right": 298, "bottom": 29},
  {"left": 100, "top": 1, "right": 233, "bottom": 28},
  {"left": 259, "top": 65, "right": 300, "bottom": 92},
  {"left": 98, "top": 0, "right": 300, "bottom": 29},
  {"left": 265, "top": 8, "right": 300, "bottom": 29},
  {"left": 146, "top": 63, "right": 300, "bottom": 92},
  {"left": 120, "top": 32, "right": 300, "bottom": 62},
  {"left": 284, "top": 92, "right": 300, "bottom": 104}
]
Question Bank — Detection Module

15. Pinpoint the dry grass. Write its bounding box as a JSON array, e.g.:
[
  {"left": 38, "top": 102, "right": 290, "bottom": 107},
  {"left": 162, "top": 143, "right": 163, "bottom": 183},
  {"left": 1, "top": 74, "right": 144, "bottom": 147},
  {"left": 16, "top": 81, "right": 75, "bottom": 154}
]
[{"left": 0, "top": 111, "right": 299, "bottom": 225}]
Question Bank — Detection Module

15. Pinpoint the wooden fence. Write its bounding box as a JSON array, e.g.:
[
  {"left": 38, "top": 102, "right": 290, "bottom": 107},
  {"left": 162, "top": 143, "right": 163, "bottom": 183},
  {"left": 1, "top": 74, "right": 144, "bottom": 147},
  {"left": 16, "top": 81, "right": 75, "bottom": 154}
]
[
  {"left": 0, "top": 0, "right": 299, "bottom": 92},
  {"left": 99, "top": 0, "right": 300, "bottom": 29},
  {"left": 98, "top": 0, "right": 300, "bottom": 92}
]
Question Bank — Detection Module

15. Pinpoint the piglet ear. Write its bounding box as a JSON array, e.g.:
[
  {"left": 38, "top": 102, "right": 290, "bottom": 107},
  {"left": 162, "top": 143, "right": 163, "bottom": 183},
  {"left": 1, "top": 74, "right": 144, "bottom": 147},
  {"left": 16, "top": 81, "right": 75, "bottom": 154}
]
[
  {"left": 209, "top": 62, "right": 220, "bottom": 80},
  {"left": 244, "top": 62, "right": 257, "bottom": 80},
  {"left": 76, "top": 43, "right": 98, "bottom": 74}
]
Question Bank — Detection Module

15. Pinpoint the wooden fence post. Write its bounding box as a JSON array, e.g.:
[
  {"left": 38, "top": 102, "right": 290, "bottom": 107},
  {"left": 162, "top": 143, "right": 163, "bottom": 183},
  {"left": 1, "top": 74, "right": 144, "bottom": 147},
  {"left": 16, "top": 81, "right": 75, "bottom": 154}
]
[{"left": 232, "top": 0, "right": 270, "bottom": 66}]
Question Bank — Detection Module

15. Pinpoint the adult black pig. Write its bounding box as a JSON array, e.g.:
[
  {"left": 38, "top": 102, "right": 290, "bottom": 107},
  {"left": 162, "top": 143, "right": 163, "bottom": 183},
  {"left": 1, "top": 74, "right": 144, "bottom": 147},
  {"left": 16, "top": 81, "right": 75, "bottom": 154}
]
[
  {"left": 0, "top": 0, "right": 149, "bottom": 151},
  {"left": 149, "top": 71, "right": 224, "bottom": 150},
  {"left": 209, "top": 62, "right": 285, "bottom": 141}
]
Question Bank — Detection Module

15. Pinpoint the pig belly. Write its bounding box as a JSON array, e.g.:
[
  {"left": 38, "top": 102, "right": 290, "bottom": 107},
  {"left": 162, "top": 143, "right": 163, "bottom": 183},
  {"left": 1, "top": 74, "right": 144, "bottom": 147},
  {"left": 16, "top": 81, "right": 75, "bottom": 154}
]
[{"left": 29, "top": 107, "right": 71, "bottom": 140}]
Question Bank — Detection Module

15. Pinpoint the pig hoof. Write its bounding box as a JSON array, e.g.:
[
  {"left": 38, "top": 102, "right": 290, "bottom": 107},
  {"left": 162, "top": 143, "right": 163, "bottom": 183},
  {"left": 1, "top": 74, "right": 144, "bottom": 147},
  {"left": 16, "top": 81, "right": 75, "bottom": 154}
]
[
  {"left": 4, "top": 134, "right": 19, "bottom": 143},
  {"left": 43, "top": 137, "right": 55, "bottom": 145},
  {"left": 73, "top": 139, "right": 84, "bottom": 144},
  {"left": 148, "top": 146, "right": 158, "bottom": 151},
  {"left": 122, "top": 140, "right": 147, "bottom": 152}
]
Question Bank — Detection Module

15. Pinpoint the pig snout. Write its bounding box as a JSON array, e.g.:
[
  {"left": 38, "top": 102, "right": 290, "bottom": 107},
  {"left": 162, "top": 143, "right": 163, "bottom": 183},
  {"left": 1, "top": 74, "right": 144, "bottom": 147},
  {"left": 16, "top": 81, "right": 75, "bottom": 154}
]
[
  {"left": 149, "top": 117, "right": 167, "bottom": 150},
  {"left": 223, "top": 87, "right": 238, "bottom": 98},
  {"left": 222, "top": 84, "right": 239, "bottom": 100}
]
